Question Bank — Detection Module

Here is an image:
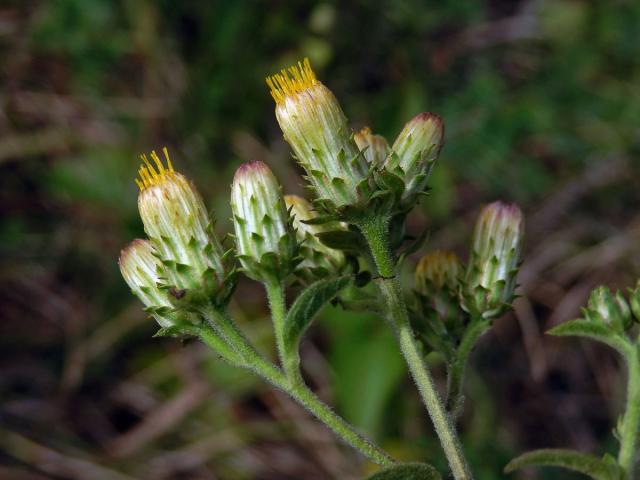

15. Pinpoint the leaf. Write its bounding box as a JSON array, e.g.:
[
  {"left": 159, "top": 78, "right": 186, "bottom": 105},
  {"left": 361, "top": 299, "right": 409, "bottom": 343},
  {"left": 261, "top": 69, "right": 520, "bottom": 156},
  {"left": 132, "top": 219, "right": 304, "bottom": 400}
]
[
  {"left": 504, "top": 449, "right": 625, "bottom": 480},
  {"left": 316, "top": 230, "right": 366, "bottom": 252},
  {"left": 365, "top": 463, "right": 442, "bottom": 480},
  {"left": 283, "top": 276, "right": 352, "bottom": 355},
  {"left": 547, "top": 318, "right": 629, "bottom": 354},
  {"left": 154, "top": 323, "right": 199, "bottom": 338}
]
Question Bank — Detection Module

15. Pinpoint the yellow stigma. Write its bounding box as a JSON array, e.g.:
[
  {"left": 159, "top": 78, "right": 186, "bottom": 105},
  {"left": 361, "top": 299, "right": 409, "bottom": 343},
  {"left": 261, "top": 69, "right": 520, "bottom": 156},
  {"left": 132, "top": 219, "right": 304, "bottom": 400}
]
[
  {"left": 135, "top": 147, "right": 175, "bottom": 191},
  {"left": 266, "top": 57, "right": 318, "bottom": 104}
]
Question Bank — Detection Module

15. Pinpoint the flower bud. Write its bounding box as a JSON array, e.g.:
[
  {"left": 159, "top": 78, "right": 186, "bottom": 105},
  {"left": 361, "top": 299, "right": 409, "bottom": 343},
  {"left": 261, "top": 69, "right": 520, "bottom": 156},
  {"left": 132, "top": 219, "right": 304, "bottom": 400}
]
[
  {"left": 266, "top": 58, "right": 369, "bottom": 209},
  {"left": 285, "top": 194, "right": 346, "bottom": 282},
  {"left": 630, "top": 280, "right": 640, "bottom": 323},
  {"left": 136, "top": 148, "right": 231, "bottom": 305},
  {"left": 464, "top": 201, "right": 524, "bottom": 317},
  {"left": 415, "top": 250, "right": 463, "bottom": 297},
  {"left": 385, "top": 112, "right": 444, "bottom": 203},
  {"left": 230, "top": 161, "right": 297, "bottom": 282},
  {"left": 585, "top": 286, "right": 632, "bottom": 334},
  {"left": 119, "top": 239, "right": 185, "bottom": 327},
  {"left": 354, "top": 127, "right": 390, "bottom": 168}
]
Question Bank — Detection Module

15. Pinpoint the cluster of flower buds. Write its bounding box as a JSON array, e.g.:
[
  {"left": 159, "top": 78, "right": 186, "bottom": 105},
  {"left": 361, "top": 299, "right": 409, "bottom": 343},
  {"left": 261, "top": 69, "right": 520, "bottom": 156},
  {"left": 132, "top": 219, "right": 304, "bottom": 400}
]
[
  {"left": 463, "top": 201, "right": 524, "bottom": 318},
  {"left": 583, "top": 286, "right": 634, "bottom": 335},
  {"left": 230, "top": 161, "right": 298, "bottom": 283},
  {"left": 285, "top": 194, "right": 348, "bottom": 283},
  {"left": 120, "top": 149, "right": 235, "bottom": 327},
  {"left": 631, "top": 280, "right": 640, "bottom": 323},
  {"left": 266, "top": 58, "right": 445, "bottom": 219}
]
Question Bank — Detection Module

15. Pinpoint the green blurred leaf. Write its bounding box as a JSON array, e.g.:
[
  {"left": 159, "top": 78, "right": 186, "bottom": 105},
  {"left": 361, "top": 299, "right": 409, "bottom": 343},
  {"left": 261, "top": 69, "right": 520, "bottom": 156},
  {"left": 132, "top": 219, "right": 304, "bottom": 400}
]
[
  {"left": 504, "top": 449, "right": 625, "bottom": 480},
  {"left": 547, "top": 318, "right": 629, "bottom": 354},
  {"left": 283, "top": 276, "right": 351, "bottom": 356},
  {"left": 365, "top": 462, "right": 441, "bottom": 480}
]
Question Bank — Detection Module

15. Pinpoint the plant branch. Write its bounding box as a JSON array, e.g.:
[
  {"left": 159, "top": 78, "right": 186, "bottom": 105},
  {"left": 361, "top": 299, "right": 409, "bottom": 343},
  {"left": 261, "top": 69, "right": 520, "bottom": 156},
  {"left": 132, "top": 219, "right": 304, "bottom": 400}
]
[
  {"left": 359, "top": 215, "right": 473, "bottom": 480},
  {"left": 201, "top": 307, "right": 394, "bottom": 467},
  {"left": 618, "top": 344, "right": 640, "bottom": 478}
]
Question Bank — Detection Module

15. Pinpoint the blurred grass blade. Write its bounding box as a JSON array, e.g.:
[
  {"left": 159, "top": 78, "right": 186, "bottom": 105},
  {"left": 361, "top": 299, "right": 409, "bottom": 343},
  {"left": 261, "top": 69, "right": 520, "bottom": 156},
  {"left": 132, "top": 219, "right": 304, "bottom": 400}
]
[
  {"left": 504, "top": 449, "right": 625, "bottom": 479},
  {"left": 365, "top": 462, "right": 442, "bottom": 479}
]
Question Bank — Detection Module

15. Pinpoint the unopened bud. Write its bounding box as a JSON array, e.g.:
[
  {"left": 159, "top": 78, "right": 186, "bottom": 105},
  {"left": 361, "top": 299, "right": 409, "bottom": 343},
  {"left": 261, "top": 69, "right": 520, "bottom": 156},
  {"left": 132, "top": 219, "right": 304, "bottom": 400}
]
[
  {"left": 231, "top": 161, "right": 297, "bottom": 282},
  {"left": 136, "top": 148, "right": 231, "bottom": 304},
  {"left": 585, "top": 286, "right": 632, "bottom": 333},
  {"left": 415, "top": 250, "right": 463, "bottom": 296},
  {"left": 285, "top": 194, "right": 346, "bottom": 282},
  {"left": 385, "top": 112, "right": 444, "bottom": 203},
  {"left": 266, "top": 58, "right": 369, "bottom": 209},
  {"left": 354, "top": 127, "right": 390, "bottom": 168},
  {"left": 464, "top": 201, "right": 524, "bottom": 317},
  {"left": 119, "top": 239, "right": 185, "bottom": 327}
]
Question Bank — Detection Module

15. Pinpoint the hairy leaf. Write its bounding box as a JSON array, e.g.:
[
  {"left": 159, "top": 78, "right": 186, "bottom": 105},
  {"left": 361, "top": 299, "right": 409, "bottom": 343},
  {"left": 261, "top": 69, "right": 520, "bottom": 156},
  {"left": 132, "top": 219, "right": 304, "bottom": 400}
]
[
  {"left": 548, "top": 318, "right": 629, "bottom": 354},
  {"left": 365, "top": 463, "right": 442, "bottom": 480},
  {"left": 505, "top": 449, "right": 625, "bottom": 480},
  {"left": 283, "top": 276, "right": 352, "bottom": 355}
]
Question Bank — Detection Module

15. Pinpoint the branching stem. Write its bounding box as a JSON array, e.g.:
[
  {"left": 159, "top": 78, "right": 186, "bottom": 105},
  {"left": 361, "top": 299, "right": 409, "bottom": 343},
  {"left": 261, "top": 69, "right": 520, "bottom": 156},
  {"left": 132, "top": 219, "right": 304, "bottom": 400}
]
[
  {"left": 358, "top": 214, "right": 473, "bottom": 480},
  {"left": 618, "top": 344, "right": 640, "bottom": 478}
]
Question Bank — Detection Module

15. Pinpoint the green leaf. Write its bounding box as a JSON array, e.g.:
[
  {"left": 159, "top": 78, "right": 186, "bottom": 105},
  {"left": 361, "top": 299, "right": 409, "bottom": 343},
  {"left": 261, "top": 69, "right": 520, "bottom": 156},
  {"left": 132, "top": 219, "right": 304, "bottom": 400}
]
[
  {"left": 504, "top": 449, "right": 625, "bottom": 480},
  {"left": 365, "top": 463, "right": 442, "bottom": 479},
  {"left": 283, "top": 276, "right": 352, "bottom": 355},
  {"left": 315, "top": 230, "right": 366, "bottom": 252},
  {"left": 547, "top": 318, "right": 629, "bottom": 354},
  {"left": 154, "top": 323, "right": 199, "bottom": 338}
]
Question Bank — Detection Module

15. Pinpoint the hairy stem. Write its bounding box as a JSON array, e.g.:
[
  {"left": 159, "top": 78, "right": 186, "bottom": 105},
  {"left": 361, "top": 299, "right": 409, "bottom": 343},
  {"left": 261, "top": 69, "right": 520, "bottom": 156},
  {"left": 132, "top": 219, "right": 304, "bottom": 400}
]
[
  {"left": 202, "top": 307, "right": 394, "bottom": 466},
  {"left": 618, "top": 345, "right": 640, "bottom": 477},
  {"left": 446, "top": 318, "right": 489, "bottom": 415},
  {"left": 264, "top": 279, "right": 300, "bottom": 381},
  {"left": 359, "top": 215, "right": 473, "bottom": 480}
]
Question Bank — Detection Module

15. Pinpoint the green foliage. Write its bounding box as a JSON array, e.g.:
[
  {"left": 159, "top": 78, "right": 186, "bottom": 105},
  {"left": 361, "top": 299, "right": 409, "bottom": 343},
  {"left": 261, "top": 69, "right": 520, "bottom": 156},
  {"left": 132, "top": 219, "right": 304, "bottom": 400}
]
[
  {"left": 504, "top": 449, "right": 625, "bottom": 480},
  {"left": 366, "top": 462, "right": 442, "bottom": 480}
]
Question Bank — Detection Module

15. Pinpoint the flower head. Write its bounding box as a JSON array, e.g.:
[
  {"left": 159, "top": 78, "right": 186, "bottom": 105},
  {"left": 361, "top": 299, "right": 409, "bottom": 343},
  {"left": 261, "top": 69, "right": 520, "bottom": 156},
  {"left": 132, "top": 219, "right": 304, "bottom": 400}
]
[
  {"left": 267, "top": 58, "right": 369, "bottom": 210},
  {"left": 630, "top": 280, "right": 640, "bottom": 324},
  {"left": 136, "top": 148, "right": 231, "bottom": 305},
  {"left": 464, "top": 201, "right": 524, "bottom": 317},
  {"left": 119, "top": 239, "right": 186, "bottom": 327},
  {"left": 385, "top": 112, "right": 444, "bottom": 205},
  {"left": 415, "top": 250, "right": 463, "bottom": 296},
  {"left": 230, "top": 161, "right": 297, "bottom": 282},
  {"left": 285, "top": 194, "right": 347, "bottom": 282}
]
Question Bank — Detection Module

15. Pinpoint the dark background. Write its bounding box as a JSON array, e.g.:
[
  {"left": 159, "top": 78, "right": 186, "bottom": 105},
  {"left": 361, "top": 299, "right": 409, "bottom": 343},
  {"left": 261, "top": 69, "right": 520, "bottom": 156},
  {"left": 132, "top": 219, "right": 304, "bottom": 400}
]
[{"left": 1, "top": 1, "right": 639, "bottom": 478}]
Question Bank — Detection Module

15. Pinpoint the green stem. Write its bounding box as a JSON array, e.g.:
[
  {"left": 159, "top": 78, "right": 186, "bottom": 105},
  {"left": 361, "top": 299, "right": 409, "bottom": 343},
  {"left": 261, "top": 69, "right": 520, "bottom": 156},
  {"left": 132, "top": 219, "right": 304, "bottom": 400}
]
[
  {"left": 359, "top": 215, "right": 473, "bottom": 480},
  {"left": 265, "top": 280, "right": 300, "bottom": 382},
  {"left": 446, "top": 319, "right": 489, "bottom": 415},
  {"left": 618, "top": 345, "right": 640, "bottom": 478},
  {"left": 202, "top": 307, "right": 394, "bottom": 467}
]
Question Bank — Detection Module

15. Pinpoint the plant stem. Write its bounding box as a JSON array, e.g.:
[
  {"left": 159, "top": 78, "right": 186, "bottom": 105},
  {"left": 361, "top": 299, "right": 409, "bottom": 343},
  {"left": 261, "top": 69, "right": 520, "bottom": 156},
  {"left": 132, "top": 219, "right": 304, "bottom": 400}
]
[
  {"left": 359, "top": 215, "right": 473, "bottom": 480},
  {"left": 618, "top": 344, "right": 640, "bottom": 478},
  {"left": 202, "top": 308, "right": 394, "bottom": 467},
  {"left": 265, "top": 279, "right": 300, "bottom": 382},
  {"left": 446, "top": 318, "right": 489, "bottom": 414}
]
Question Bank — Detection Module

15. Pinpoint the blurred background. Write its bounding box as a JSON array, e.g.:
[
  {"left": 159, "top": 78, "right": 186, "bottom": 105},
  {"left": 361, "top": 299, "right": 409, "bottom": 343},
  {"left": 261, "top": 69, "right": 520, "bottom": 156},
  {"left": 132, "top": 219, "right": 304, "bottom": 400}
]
[{"left": 1, "top": 0, "right": 639, "bottom": 478}]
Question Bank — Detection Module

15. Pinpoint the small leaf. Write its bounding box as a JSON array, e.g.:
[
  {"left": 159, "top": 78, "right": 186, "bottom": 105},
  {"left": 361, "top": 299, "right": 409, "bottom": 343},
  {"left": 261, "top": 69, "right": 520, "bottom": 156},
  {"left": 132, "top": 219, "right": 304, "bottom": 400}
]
[
  {"left": 283, "top": 276, "right": 351, "bottom": 355},
  {"left": 154, "top": 323, "right": 199, "bottom": 338},
  {"left": 547, "top": 318, "right": 629, "bottom": 354},
  {"left": 316, "top": 230, "right": 366, "bottom": 252},
  {"left": 504, "top": 449, "right": 625, "bottom": 480},
  {"left": 365, "top": 462, "right": 442, "bottom": 480}
]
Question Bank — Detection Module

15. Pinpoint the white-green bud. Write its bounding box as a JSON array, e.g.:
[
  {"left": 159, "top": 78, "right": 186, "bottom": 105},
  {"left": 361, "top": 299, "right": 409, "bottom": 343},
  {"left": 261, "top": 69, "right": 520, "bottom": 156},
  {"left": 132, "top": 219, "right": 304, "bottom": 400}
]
[
  {"left": 267, "top": 58, "right": 369, "bottom": 209},
  {"left": 386, "top": 112, "right": 444, "bottom": 204},
  {"left": 119, "top": 239, "right": 185, "bottom": 327},
  {"left": 464, "top": 201, "right": 524, "bottom": 318},
  {"left": 136, "top": 148, "right": 231, "bottom": 305},
  {"left": 285, "top": 194, "right": 346, "bottom": 282},
  {"left": 231, "top": 161, "right": 297, "bottom": 282},
  {"left": 354, "top": 127, "right": 390, "bottom": 168},
  {"left": 585, "top": 286, "right": 632, "bottom": 334}
]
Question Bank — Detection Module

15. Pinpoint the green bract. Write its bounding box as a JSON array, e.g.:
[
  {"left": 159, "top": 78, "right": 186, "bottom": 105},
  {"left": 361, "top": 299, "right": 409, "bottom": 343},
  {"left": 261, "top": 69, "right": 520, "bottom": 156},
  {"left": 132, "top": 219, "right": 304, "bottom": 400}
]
[
  {"left": 585, "top": 286, "right": 632, "bottom": 334},
  {"left": 285, "top": 194, "right": 347, "bottom": 283},
  {"left": 230, "top": 161, "right": 298, "bottom": 283},
  {"left": 463, "top": 201, "right": 523, "bottom": 318}
]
